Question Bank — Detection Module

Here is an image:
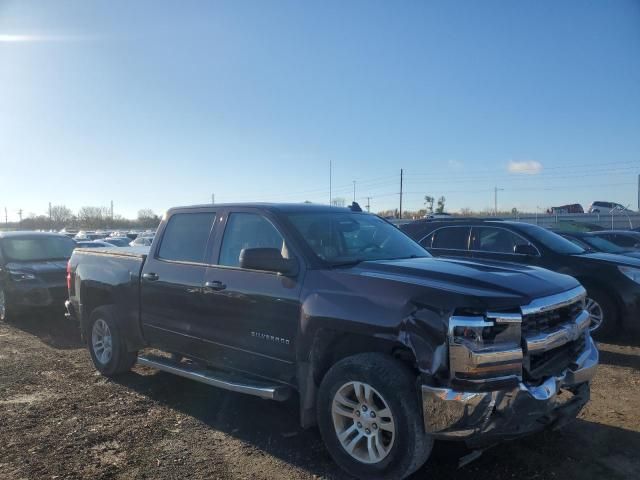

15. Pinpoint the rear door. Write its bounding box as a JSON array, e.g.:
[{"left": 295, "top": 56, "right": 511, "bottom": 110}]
[
  {"left": 418, "top": 226, "right": 472, "bottom": 258},
  {"left": 140, "top": 209, "right": 217, "bottom": 353},
  {"left": 200, "top": 208, "right": 303, "bottom": 383}
]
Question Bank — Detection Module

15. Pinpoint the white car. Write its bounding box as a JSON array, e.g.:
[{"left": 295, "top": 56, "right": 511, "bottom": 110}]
[
  {"left": 588, "top": 201, "right": 629, "bottom": 214},
  {"left": 129, "top": 235, "right": 154, "bottom": 247}
]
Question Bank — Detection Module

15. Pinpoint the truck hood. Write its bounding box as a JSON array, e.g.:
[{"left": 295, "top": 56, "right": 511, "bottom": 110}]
[{"left": 351, "top": 257, "right": 579, "bottom": 303}]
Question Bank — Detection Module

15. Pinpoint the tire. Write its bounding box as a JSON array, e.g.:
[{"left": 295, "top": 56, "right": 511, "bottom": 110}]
[
  {"left": 584, "top": 286, "right": 617, "bottom": 339},
  {"left": 87, "top": 306, "right": 138, "bottom": 376},
  {"left": 317, "top": 353, "right": 432, "bottom": 480},
  {"left": 0, "top": 287, "right": 10, "bottom": 322}
]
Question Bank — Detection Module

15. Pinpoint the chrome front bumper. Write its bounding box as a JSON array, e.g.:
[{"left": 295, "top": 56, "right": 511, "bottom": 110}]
[{"left": 422, "top": 335, "right": 598, "bottom": 445}]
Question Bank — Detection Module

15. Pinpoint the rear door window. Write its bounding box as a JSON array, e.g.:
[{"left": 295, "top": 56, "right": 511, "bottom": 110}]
[
  {"left": 158, "top": 212, "right": 216, "bottom": 263},
  {"left": 472, "top": 227, "right": 529, "bottom": 254},
  {"left": 429, "top": 227, "right": 470, "bottom": 251}
]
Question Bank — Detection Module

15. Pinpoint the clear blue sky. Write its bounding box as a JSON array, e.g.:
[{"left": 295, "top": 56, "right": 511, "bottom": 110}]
[{"left": 1, "top": 0, "right": 639, "bottom": 220}]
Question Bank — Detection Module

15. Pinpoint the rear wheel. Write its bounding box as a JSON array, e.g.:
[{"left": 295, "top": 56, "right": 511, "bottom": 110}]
[
  {"left": 317, "top": 353, "right": 432, "bottom": 479},
  {"left": 584, "top": 287, "right": 617, "bottom": 339},
  {"left": 88, "top": 306, "right": 137, "bottom": 376}
]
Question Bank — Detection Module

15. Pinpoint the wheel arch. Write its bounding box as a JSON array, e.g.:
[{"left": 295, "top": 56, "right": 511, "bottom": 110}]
[
  {"left": 297, "top": 328, "right": 419, "bottom": 428},
  {"left": 575, "top": 276, "right": 623, "bottom": 327}
]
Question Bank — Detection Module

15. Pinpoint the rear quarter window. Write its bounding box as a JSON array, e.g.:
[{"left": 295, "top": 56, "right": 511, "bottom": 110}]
[{"left": 158, "top": 212, "right": 215, "bottom": 263}]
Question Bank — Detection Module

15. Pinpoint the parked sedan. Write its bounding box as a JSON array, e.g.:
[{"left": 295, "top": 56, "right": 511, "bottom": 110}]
[
  {"left": 74, "top": 231, "right": 103, "bottom": 241},
  {"left": 0, "top": 231, "right": 76, "bottom": 321},
  {"left": 400, "top": 219, "right": 640, "bottom": 338},
  {"left": 129, "top": 235, "right": 154, "bottom": 247},
  {"left": 101, "top": 237, "right": 131, "bottom": 247},
  {"left": 555, "top": 231, "right": 640, "bottom": 260},
  {"left": 75, "top": 241, "right": 114, "bottom": 249},
  {"left": 590, "top": 230, "right": 640, "bottom": 250}
]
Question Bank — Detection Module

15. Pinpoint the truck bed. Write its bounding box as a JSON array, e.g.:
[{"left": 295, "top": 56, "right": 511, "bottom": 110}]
[
  {"left": 73, "top": 246, "right": 149, "bottom": 259},
  {"left": 69, "top": 246, "right": 149, "bottom": 351}
]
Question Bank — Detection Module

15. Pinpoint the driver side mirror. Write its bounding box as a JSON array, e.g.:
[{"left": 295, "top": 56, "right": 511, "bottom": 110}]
[
  {"left": 514, "top": 244, "right": 538, "bottom": 256},
  {"left": 239, "top": 248, "right": 299, "bottom": 276}
]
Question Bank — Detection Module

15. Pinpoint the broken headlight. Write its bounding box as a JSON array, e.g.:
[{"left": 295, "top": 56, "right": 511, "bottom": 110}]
[{"left": 448, "top": 313, "right": 523, "bottom": 385}]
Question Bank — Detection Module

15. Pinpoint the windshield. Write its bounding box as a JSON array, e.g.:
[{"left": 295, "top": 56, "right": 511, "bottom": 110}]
[
  {"left": 581, "top": 235, "right": 626, "bottom": 254},
  {"left": 516, "top": 224, "right": 586, "bottom": 255},
  {"left": 1, "top": 236, "right": 76, "bottom": 262},
  {"left": 286, "top": 211, "right": 430, "bottom": 265}
]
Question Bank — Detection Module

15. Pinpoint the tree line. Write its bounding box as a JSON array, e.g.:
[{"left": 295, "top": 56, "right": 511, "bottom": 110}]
[{"left": 1, "top": 205, "right": 161, "bottom": 231}]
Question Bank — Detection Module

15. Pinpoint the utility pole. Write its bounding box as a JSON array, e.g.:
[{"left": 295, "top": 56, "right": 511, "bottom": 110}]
[
  {"left": 211, "top": 193, "right": 215, "bottom": 204},
  {"left": 4, "top": 207, "right": 7, "bottom": 226},
  {"left": 637, "top": 174, "right": 639, "bottom": 211},
  {"left": 329, "top": 160, "right": 332, "bottom": 205},
  {"left": 399, "top": 168, "right": 403, "bottom": 219},
  {"left": 17, "top": 209, "right": 23, "bottom": 225},
  {"left": 352, "top": 180, "right": 356, "bottom": 203},
  {"left": 366, "top": 197, "right": 371, "bottom": 212},
  {"left": 110, "top": 200, "right": 114, "bottom": 219},
  {"left": 49, "top": 202, "right": 52, "bottom": 230},
  {"left": 494, "top": 186, "right": 504, "bottom": 216}
]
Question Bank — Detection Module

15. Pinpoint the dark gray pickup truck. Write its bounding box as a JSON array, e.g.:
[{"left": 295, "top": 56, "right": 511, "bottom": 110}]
[{"left": 66, "top": 203, "right": 598, "bottom": 479}]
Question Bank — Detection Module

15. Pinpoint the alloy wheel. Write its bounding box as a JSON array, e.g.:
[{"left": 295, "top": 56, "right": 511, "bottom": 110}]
[
  {"left": 331, "top": 381, "right": 396, "bottom": 464},
  {"left": 91, "top": 319, "right": 113, "bottom": 365},
  {"left": 585, "top": 297, "right": 604, "bottom": 332}
]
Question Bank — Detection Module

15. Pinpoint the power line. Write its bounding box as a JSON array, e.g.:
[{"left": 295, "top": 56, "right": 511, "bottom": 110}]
[
  {"left": 406, "top": 159, "right": 639, "bottom": 176},
  {"left": 365, "top": 181, "right": 637, "bottom": 200},
  {"left": 403, "top": 166, "right": 640, "bottom": 184}
]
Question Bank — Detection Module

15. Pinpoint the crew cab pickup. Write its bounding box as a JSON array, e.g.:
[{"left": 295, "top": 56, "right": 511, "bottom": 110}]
[{"left": 66, "top": 203, "right": 598, "bottom": 479}]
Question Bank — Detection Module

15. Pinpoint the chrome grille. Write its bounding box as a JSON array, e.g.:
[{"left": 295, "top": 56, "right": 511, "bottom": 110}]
[
  {"left": 521, "top": 301, "right": 583, "bottom": 335},
  {"left": 520, "top": 287, "right": 589, "bottom": 383}
]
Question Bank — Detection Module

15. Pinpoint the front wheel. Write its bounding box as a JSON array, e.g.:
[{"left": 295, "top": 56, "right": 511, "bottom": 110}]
[
  {"left": 317, "top": 353, "right": 432, "bottom": 480},
  {"left": 88, "top": 306, "right": 137, "bottom": 376}
]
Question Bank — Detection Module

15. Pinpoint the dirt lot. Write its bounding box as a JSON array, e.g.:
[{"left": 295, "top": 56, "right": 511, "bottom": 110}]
[{"left": 1, "top": 312, "right": 639, "bottom": 480}]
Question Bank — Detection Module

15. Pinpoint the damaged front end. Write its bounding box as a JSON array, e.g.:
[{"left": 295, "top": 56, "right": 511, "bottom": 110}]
[{"left": 420, "top": 285, "right": 598, "bottom": 446}]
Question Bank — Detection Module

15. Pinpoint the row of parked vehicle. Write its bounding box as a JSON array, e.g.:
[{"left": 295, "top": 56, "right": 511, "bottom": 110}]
[
  {"left": 547, "top": 200, "right": 635, "bottom": 214},
  {"left": 400, "top": 219, "right": 640, "bottom": 338},
  {"left": 0, "top": 203, "right": 620, "bottom": 478},
  {"left": 58, "top": 229, "right": 155, "bottom": 244},
  {"left": 65, "top": 230, "right": 156, "bottom": 249}
]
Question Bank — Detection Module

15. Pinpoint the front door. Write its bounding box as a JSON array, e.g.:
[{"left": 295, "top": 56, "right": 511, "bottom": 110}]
[{"left": 201, "top": 210, "right": 302, "bottom": 384}]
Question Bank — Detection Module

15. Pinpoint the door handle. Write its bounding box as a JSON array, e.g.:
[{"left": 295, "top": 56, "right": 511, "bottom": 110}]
[
  {"left": 204, "top": 280, "right": 226, "bottom": 291},
  {"left": 143, "top": 272, "right": 159, "bottom": 281}
]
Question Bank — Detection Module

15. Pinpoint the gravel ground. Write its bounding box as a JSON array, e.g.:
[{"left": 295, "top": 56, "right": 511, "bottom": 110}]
[{"left": 1, "top": 312, "right": 639, "bottom": 479}]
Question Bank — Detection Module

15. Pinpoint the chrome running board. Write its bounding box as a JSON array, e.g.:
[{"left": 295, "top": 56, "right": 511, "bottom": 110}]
[{"left": 137, "top": 354, "right": 291, "bottom": 401}]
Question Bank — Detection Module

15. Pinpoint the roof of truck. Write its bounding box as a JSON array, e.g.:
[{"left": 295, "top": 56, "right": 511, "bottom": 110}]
[{"left": 167, "top": 203, "right": 355, "bottom": 214}]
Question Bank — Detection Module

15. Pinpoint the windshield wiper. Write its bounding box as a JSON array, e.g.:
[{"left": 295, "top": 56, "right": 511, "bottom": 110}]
[
  {"left": 389, "top": 254, "right": 426, "bottom": 260},
  {"left": 328, "top": 259, "right": 367, "bottom": 268}
]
